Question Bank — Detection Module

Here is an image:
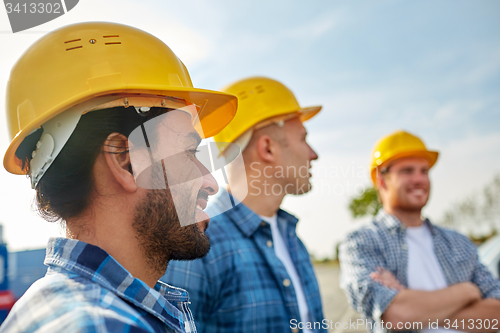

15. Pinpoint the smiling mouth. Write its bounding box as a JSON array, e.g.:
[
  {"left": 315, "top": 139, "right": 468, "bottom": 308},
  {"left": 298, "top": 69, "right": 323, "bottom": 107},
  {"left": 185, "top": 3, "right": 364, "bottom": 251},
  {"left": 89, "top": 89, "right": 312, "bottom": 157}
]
[
  {"left": 196, "top": 198, "right": 207, "bottom": 211},
  {"left": 409, "top": 188, "right": 427, "bottom": 195}
]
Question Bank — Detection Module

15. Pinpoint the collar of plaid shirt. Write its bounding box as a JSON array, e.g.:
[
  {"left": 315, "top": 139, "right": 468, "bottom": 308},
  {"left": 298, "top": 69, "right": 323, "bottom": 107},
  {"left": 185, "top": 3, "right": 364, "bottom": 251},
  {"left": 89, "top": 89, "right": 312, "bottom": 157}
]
[
  {"left": 211, "top": 188, "right": 299, "bottom": 237},
  {"left": 44, "top": 237, "right": 195, "bottom": 333},
  {"left": 376, "top": 209, "right": 436, "bottom": 235}
]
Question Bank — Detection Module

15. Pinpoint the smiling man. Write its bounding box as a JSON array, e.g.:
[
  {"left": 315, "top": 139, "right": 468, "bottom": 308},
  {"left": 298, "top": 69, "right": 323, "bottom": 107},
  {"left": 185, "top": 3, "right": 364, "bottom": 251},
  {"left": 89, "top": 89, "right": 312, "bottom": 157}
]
[
  {"left": 0, "top": 22, "right": 236, "bottom": 333},
  {"left": 162, "top": 76, "right": 326, "bottom": 333},
  {"left": 339, "top": 130, "right": 500, "bottom": 333}
]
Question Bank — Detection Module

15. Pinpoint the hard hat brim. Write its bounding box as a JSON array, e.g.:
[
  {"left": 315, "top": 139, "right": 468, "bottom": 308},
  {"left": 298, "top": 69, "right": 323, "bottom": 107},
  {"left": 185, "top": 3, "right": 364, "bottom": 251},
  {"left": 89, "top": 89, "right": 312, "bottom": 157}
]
[
  {"left": 4, "top": 87, "right": 237, "bottom": 175},
  {"left": 370, "top": 150, "right": 439, "bottom": 185},
  {"left": 298, "top": 106, "right": 322, "bottom": 122}
]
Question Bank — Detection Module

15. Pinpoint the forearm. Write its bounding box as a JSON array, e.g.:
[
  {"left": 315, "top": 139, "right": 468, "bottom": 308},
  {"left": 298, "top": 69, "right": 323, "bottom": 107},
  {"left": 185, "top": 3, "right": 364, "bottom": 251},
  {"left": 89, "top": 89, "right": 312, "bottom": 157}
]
[
  {"left": 382, "top": 282, "right": 481, "bottom": 325},
  {"left": 447, "top": 298, "right": 500, "bottom": 333}
]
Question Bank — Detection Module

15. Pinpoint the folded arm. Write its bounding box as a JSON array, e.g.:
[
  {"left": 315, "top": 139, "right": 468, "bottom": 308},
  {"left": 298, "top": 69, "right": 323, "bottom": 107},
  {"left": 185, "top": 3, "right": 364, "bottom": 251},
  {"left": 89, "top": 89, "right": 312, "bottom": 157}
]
[
  {"left": 339, "top": 231, "right": 400, "bottom": 321},
  {"left": 380, "top": 280, "right": 481, "bottom": 325},
  {"left": 447, "top": 298, "right": 500, "bottom": 332},
  {"left": 446, "top": 243, "right": 500, "bottom": 332}
]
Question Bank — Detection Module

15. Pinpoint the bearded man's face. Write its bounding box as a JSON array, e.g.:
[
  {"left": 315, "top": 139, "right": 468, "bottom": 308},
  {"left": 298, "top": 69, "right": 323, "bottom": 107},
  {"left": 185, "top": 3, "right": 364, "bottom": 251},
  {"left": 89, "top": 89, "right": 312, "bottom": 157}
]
[{"left": 133, "top": 188, "right": 211, "bottom": 275}]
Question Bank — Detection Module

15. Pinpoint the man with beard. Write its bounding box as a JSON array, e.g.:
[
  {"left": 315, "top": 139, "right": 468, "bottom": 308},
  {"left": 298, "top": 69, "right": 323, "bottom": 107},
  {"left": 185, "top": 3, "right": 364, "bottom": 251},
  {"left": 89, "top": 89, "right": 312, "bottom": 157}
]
[
  {"left": 163, "top": 77, "right": 326, "bottom": 333},
  {"left": 339, "top": 130, "right": 500, "bottom": 333},
  {"left": 0, "top": 22, "right": 237, "bottom": 333}
]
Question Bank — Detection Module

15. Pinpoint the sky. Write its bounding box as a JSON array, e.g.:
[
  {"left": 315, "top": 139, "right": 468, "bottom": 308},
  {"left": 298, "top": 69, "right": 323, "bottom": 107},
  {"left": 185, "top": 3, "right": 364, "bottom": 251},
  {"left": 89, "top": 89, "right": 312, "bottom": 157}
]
[{"left": 0, "top": 0, "right": 499, "bottom": 258}]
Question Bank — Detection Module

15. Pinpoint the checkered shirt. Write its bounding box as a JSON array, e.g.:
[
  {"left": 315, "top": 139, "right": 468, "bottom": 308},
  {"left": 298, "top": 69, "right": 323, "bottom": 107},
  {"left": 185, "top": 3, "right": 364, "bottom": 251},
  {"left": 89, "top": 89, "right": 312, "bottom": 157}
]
[
  {"left": 161, "top": 188, "right": 326, "bottom": 333},
  {"left": 0, "top": 237, "right": 197, "bottom": 333},
  {"left": 339, "top": 210, "right": 500, "bottom": 333}
]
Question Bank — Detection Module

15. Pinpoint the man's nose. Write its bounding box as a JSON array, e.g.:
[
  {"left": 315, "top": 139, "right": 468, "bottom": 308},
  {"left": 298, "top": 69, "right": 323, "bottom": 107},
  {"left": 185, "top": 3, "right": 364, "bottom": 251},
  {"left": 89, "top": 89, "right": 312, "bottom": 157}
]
[
  {"left": 200, "top": 164, "right": 219, "bottom": 195},
  {"left": 309, "top": 144, "right": 318, "bottom": 161}
]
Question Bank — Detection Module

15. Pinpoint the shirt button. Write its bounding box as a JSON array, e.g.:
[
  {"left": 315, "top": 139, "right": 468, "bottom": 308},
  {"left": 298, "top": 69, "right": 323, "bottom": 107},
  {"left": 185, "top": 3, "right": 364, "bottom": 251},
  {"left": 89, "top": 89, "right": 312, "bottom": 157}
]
[
  {"left": 402, "top": 244, "right": 407, "bottom": 250},
  {"left": 260, "top": 221, "right": 267, "bottom": 227},
  {"left": 267, "top": 240, "right": 273, "bottom": 248},
  {"left": 291, "top": 328, "right": 299, "bottom": 333},
  {"left": 283, "top": 278, "right": 291, "bottom": 287}
]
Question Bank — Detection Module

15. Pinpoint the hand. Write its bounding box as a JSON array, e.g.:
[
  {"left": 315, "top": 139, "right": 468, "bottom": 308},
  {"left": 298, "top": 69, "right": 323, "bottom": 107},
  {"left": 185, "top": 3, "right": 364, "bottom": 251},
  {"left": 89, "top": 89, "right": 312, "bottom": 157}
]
[{"left": 370, "top": 267, "right": 406, "bottom": 291}]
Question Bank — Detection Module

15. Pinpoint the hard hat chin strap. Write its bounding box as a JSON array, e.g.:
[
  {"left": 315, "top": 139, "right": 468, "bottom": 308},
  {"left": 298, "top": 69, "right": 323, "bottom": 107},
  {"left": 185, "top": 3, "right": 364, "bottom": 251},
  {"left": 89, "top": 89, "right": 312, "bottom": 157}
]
[{"left": 30, "top": 108, "right": 83, "bottom": 189}]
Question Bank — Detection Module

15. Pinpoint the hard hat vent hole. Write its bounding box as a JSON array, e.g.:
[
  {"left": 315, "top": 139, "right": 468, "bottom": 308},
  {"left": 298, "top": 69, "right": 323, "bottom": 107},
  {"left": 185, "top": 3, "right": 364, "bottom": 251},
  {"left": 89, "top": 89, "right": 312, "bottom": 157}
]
[
  {"left": 103, "top": 35, "right": 122, "bottom": 45},
  {"left": 255, "top": 85, "right": 265, "bottom": 94},
  {"left": 64, "top": 38, "right": 83, "bottom": 51},
  {"left": 238, "top": 91, "right": 248, "bottom": 100}
]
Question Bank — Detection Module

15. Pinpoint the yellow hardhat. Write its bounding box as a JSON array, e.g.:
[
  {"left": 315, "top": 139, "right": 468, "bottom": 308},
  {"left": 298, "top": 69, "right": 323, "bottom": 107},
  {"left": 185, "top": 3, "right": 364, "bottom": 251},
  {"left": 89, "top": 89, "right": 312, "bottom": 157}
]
[
  {"left": 214, "top": 76, "right": 321, "bottom": 154},
  {"left": 4, "top": 22, "right": 237, "bottom": 175},
  {"left": 370, "top": 130, "right": 439, "bottom": 185}
]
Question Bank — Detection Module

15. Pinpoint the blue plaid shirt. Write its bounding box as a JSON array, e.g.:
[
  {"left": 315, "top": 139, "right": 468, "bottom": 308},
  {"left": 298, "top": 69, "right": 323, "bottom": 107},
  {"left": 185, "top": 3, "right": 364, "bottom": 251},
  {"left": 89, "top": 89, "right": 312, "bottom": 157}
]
[
  {"left": 339, "top": 210, "right": 500, "bottom": 333},
  {"left": 0, "top": 237, "right": 196, "bottom": 333},
  {"left": 161, "top": 189, "right": 326, "bottom": 333}
]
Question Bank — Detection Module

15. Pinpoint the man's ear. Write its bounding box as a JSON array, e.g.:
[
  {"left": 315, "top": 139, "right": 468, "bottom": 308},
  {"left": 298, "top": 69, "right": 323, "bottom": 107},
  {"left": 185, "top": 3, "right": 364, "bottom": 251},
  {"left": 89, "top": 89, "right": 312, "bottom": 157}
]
[
  {"left": 376, "top": 169, "right": 387, "bottom": 190},
  {"left": 103, "top": 133, "right": 137, "bottom": 193},
  {"left": 255, "top": 135, "right": 277, "bottom": 163}
]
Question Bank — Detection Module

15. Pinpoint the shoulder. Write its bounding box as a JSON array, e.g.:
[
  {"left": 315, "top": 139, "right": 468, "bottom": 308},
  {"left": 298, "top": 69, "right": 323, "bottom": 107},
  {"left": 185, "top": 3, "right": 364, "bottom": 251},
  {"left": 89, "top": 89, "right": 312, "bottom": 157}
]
[
  {"left": 3, "top": 272, "right": 147, "bottom": 333},
  {"left": 339, "top": 220, "right": 395, "bottom": 264},
  {"left": 343, "top": 221, "right": 386, "bottom": 246},
  {"left": 204, "top": 211, "right": 248, "bottom": 258},
  {"left": 431, "top": 223, "right": 470, "bottom": 240},
  {"left": 430, "top": 223, "right": 477, "bottom": 252}
]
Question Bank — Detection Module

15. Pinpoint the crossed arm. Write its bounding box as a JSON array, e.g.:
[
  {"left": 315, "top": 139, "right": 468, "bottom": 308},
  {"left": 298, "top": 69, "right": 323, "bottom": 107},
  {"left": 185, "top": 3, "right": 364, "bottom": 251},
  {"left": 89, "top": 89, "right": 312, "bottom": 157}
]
[{"left": 373, "top": 268, "right": 500, "bottom": 332}]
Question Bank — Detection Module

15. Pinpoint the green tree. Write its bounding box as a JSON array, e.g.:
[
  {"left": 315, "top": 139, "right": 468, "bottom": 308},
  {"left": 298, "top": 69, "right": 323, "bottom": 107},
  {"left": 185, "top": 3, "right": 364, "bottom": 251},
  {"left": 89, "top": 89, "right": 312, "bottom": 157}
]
[
  {"left": 348, "top": 186, "right": 382, "bottom": 218},
  {"left": 438, "top": 174, "right": 500, "bottom": 241}
]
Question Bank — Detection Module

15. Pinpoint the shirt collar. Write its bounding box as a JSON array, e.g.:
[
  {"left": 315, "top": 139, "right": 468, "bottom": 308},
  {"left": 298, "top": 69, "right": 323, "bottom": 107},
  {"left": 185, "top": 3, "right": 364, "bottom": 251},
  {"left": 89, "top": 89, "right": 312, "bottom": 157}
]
[
  {"left": 375, "top": 209, "right": 403, "bottom": 231},
  {"left": 375, "top": 209, "right": 434, "bottom": 234},
  {"left": 44, "top": 237, "right": 187, "bottom": 332},
  {"left": 211, "top": 188, "right": 298, "bottom": 237}
]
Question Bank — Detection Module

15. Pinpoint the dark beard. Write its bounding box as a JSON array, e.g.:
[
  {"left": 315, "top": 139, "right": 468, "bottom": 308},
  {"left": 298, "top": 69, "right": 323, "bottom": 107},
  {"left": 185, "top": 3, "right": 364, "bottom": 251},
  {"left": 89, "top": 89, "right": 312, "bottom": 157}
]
[{"left": 132, "top": 189, "right": 211, "bottom": 276}]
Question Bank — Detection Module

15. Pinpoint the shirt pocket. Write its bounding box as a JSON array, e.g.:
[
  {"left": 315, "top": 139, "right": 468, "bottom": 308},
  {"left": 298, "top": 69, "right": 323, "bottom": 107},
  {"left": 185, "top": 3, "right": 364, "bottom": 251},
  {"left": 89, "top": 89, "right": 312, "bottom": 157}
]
[{"left": 450, "top": 249, "right": 476, "bottom": 282}]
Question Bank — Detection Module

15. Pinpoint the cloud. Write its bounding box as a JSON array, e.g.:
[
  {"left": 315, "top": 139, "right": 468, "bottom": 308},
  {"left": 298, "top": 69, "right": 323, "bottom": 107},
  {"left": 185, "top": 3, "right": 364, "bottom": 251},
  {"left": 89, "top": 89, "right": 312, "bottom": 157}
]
[{"left": 282, "top": 11, "right": 345, "bottom": 40}]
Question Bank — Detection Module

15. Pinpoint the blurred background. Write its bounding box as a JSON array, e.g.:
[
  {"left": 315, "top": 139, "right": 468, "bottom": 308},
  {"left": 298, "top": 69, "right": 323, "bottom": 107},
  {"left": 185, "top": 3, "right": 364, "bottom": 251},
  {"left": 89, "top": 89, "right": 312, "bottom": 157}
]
[{"left": 0, "top": 0, "right": 499, "bottom": 328}]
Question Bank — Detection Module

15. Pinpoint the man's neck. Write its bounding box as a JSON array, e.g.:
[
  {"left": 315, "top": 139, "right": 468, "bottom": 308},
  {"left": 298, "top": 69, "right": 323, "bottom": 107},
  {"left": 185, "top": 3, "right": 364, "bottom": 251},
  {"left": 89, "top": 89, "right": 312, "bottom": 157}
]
[
  {"left": 228, "top": 166, "right": 286, "bottom": 217},
  {"left": 66, "top": 198, "right": 163, "bottom": 289},
  {"left": 241, "top": 191, "right": 284, "bottom": 217},
  {"left": 384, "top": 206, "right": 423, "bottom": 227}
]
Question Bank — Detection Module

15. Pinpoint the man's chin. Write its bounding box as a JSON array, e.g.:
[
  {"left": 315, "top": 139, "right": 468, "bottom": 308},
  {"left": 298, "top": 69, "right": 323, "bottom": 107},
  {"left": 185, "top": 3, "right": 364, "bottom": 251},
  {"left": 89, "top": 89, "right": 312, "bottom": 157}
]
[
  {"left": 403, "top": 200, "right": 427, "bottom": 212},
  {"left": 411, "top": 196, "right": 429, "bottom": 209},
  {"left": 295, "top": 181, "right": 312, "bottom": 195}
]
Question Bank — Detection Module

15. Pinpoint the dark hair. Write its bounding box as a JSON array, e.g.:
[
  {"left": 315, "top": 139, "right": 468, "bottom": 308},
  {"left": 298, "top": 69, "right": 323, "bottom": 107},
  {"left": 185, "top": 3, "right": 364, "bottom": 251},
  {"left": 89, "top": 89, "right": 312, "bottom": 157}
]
[{"left": 16, "top": 106, "right": 169, "bottom": 222}]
